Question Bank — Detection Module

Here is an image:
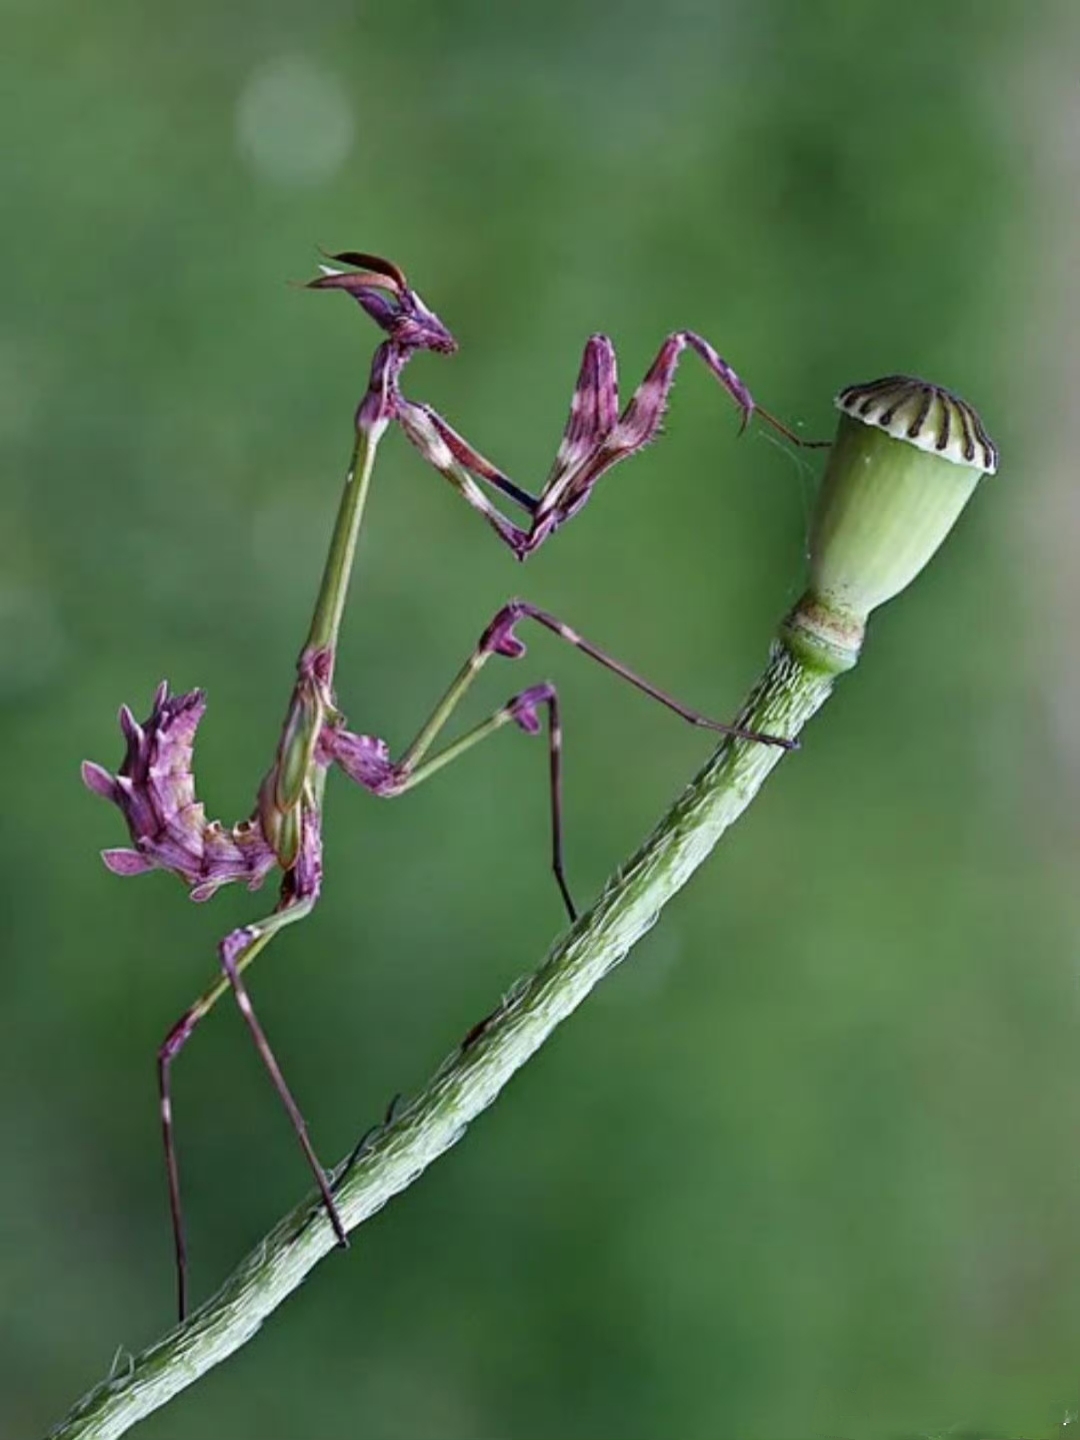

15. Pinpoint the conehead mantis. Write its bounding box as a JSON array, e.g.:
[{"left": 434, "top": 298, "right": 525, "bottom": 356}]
[{"left": 82, "top": 252, "right": 802, "bottom": 1321}]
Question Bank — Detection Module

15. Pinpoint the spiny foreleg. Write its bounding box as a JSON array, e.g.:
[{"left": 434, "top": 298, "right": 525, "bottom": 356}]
[{"left": 395, "top": 332, "right": 820, "bottom": 560}]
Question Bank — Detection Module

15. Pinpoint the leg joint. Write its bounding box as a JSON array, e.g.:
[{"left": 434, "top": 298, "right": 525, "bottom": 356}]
[{"left": 479, "top": 599, "right": 534, "bottom": 658}]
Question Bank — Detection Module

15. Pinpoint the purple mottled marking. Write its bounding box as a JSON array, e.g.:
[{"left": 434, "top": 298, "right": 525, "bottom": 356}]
[
  {"left": 101, "top": 847, "right": 156, "bottom": 876},
  {"left": 285, "top": 797, "right": 324, "bottom": 906},
  {"left": 508, "top": 683, "right": 554, "bottom": 735},
  {"left": 319, "top": 727, "right": 394, "bottom": 793},
  {"left": 479, "top": 609, "right": 528, "bottom": 659},
  {"left": 220, "top": 926, "right": 256, "bottom": 971},
  {"left": 82, "top": 682, "right": 277, "bottom": 901}
]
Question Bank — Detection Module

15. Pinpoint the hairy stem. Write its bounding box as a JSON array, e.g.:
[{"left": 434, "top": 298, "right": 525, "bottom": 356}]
[{"left": 47, "top": 595, "right": 859, "bottom": 1440}]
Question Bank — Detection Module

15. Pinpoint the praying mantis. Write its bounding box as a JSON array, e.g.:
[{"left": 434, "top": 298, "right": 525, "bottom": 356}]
[{"left": 82, "top": 252, "right": 808, "bottom": 1320}]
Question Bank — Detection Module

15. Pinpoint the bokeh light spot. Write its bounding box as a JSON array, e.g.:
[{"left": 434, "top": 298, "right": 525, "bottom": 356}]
[{"left": 235, "top": 55, "right": 354, "bottom": 186}]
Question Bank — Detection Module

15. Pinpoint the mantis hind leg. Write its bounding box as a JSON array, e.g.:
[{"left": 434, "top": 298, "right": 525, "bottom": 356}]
[
  {"left": 158, "top": 886, "right": 346, "bottom": 1321},
  {"left": 219, "top": 899, "right": 348, "bottom": 1246}
]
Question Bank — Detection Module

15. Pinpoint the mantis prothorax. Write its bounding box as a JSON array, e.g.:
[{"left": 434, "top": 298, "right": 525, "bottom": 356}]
[{"left": 82, "top": 252, "right": 797, "bottom": 1321}]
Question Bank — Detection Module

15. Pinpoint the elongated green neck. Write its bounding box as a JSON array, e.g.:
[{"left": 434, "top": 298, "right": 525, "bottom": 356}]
[
  {"left": 305, "top": 427, "right": 380, "bottom": 659},
  {"left": 778, "top": 590, "right": 865, "bottom": 676}
]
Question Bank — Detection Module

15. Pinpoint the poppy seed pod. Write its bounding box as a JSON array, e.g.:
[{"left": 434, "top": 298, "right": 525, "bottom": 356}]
[{"left": 807, "top": 376, "right": 997, "bottom": 624}]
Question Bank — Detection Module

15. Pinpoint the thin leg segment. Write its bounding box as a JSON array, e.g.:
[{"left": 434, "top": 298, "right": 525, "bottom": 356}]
[
  {"left": 219, "top": 900, "right": 348, "bottom": 1251},
  {"left": 394, "top": 333, "right": 823, "bottom": 559},
  {"left": 158, "top": 928, "right": 284, "bottom": 1322},
  {"left": 158, "top": 887, "right": 345, "bottom": 1321},
  {"left": 468, "top": 601, "right": 798, "bottom": 748},
  {"left": 396, "top": 401, "right": 533, "bottom": 553},
  {"left": 159, "top": 981, "right": 230, "bottom": 1323},
  {"left": 323, "top": 599, "right": 795, "bottom": 923},
  {"left": 325, "top": 675, "right": 575, "bottom": 920},
  {"left": 406, "top": 404, "right": 539, "bottom": 515}
]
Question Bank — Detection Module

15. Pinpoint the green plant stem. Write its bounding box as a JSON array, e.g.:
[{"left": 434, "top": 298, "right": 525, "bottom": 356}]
[{"left": 46, "top": 594, "right": 861, "bottom": 1440}]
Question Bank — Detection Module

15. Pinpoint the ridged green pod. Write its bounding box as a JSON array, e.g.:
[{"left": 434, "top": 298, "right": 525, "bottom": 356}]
[{"left": 807, "top": 376, "right": 997, "bottom": 624}]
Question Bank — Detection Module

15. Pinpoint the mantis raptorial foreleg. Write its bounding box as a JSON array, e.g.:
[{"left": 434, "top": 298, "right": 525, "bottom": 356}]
[
  {"left": 397, "top": 330, "right": 821, "bottom": 558},
  {"left": 310, "top": 255, "right": 825, "bottom": 560}
]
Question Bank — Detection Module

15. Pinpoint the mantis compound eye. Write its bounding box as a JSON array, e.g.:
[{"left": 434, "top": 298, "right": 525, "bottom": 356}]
[{"left": 394, "top": 294, "right": 457, "bottom": 355}]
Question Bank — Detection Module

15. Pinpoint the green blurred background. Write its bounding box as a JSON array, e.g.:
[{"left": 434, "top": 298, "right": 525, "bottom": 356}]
[{"left": 4, "top": 0, "right": 1079, "bottom": 1435}]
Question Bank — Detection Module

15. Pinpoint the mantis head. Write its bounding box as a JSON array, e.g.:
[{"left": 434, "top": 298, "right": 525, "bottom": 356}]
[{"left": 307, "top": 250, "right": 457, "bottom": 356}]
